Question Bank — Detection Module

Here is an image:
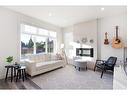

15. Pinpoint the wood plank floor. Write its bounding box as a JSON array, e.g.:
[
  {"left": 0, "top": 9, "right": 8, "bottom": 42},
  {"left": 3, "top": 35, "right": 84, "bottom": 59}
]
[{"left": 0, "top": 77, "right": 41, "bottom": 89}]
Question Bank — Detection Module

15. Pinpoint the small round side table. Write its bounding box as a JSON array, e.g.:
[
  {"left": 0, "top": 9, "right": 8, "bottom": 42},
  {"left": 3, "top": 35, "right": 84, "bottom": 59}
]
[
  {"left": 5, "top": 65, "right": 14, "bottom": 82},
  {"left": 16, "top": 65, "right": 27, "bottom": 82}
]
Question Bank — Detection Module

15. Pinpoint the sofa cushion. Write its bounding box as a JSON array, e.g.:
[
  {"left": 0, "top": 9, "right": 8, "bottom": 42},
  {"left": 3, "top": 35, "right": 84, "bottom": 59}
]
[
  {"left": 50, "top": 54, "right": 58, "bottom": 61},
  {"left": 27, "top": 53, "right": 62, "bottom": 62},
  {"left": 36, "top": 60, "right": 63, "bottom": 71},
  {"left": 44, "top": 54, "right": 51, "bottom": 61},
  {"left": 27, "top": 54, "right": 46, "bottom": 62},
  {"left": 36, "top": 60, "right": 62, "bottom": 67},
  {"left": 36, "top": 54, "right": 45, "bottom": 62}
]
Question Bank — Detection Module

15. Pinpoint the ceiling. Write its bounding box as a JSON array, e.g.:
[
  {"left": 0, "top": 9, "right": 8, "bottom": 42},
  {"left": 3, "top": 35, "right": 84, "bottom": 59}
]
[{"left": 5, "top": 6, "right": 127, "bottom": 27}]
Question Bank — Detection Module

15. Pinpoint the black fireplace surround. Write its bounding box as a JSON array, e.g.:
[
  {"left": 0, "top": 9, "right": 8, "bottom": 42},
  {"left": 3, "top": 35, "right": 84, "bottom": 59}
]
[{"left": 76, "top": 48, "right": 94, "bottom": 57}]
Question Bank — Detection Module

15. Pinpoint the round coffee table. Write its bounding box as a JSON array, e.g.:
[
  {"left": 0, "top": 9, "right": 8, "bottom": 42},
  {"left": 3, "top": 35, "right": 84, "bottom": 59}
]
[{"left": 74, "top": 59, "right": 88, "bottom": 71}]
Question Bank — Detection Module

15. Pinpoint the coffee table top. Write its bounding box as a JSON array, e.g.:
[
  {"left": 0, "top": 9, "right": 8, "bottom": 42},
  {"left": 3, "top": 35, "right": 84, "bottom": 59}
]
[
  {"left": 5, "top": 64, "right": 26, "bottom": 69},
  {"left": 5, "top": 65, "right": 14, "bottom": 68},
  {"left": 18, "top": 65, "right": 26, "bottom": 70},
  {"left": 75, "top": 58, "right": 93, "bottom": 62}
]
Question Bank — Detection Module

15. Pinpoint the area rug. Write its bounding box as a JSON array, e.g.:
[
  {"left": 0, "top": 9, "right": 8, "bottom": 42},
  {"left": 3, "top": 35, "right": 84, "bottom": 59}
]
[{"left": 30, "top": 65, "right": 113, "bottom": 89}]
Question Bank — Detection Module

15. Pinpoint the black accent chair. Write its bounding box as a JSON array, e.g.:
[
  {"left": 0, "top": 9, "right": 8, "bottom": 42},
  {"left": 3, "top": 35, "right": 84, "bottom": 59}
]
[{"left": 94, "top": 56, "right": 117, "bottom": 78}]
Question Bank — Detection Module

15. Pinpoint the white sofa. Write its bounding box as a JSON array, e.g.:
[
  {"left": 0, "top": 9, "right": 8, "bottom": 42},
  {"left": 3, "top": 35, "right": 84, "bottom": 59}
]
[{"left": 25, "top": 54, "right": 66, "bottom": 76}]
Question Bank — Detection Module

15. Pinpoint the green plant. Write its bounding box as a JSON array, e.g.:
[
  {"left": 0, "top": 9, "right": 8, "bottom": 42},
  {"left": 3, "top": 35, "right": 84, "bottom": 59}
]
[{"left": 6, "top": 56, "right": 13, "bottom": 63}]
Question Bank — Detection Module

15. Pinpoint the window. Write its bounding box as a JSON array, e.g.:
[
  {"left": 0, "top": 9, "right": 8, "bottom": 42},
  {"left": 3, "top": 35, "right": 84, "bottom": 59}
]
[
  {"left": 36, "top": 36, "right": 46, "bottom": 54},
  {"left": 21, "top": 24, "right": 57, "bottom": 59},
  {"left": 47, "top": 38, "right": 54, "bottom": 53},
  {"left": 49, "top": 31, "right": 56, "bottom": 37},
  {"left": 24, "top": 25, "right": 37, "bottom": 34},
  {"left": 38, "top": 28, "right": 48, "bottom": 36},
  {"left": 21, "top": 34, "right": 34, "bottom": 59}
]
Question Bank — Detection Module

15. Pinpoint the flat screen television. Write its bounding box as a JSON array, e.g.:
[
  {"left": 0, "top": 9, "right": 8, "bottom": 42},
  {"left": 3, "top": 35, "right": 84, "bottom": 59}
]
[{"left": 76, "top": 48, "right": 94, "bottom": 57}]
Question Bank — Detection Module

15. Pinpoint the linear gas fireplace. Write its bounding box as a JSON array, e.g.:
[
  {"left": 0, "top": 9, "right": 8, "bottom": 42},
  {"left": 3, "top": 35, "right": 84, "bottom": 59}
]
[{"left": 76, "top": 48, "right": 94, "bottom": 57}]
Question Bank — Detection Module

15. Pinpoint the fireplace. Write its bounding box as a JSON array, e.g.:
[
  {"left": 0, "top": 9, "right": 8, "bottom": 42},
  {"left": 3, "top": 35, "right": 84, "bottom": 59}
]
[{"left": 76, "top": 48, "right": 94, "bottom": 57}]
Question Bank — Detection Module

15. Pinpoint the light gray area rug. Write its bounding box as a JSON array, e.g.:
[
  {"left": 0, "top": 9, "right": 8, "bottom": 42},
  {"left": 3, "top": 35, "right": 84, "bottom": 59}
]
[{"left": 31, "top": 65, "right": 113, "bottom": 89}]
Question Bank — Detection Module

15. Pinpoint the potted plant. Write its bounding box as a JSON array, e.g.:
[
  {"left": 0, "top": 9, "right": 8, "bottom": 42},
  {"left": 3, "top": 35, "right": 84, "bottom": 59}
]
[{"left": 6, "top": 56, "right": 13, "bottom": 64}]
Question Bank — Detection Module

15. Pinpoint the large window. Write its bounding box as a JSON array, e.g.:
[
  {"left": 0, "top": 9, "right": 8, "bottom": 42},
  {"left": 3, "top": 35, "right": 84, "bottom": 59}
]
[
  {"left": 47, "top": 38, "right": 55, "bottom": 53},
  {"left": 21, "top": 34, "right": 34, "bottom": 55},
  {"left": 21, "top": 24, "right": 57, "bottom": 59},
  {"left": 36, "top": 36, "right": 46, "bottom": 53}
]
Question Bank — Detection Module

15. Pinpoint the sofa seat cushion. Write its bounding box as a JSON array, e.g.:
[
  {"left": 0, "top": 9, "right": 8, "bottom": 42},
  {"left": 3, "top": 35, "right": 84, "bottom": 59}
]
[
  {"left": 36, "top": 60, "right": 63, "bottom": 68},
  {"left": 36, "top": 60, "right": 63, "bottom": 71},
  {"left": 28, "top": 54, "right": 46, "bottom": 63}
]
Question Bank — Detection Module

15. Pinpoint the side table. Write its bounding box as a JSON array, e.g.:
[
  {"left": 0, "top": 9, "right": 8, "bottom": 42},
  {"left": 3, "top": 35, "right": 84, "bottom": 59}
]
[
  {"left": 5, "top": 64, "right": 27, "bottom": 82},
  {"left": 16, "top": 65, "right": 27, "bottom": 82},
  {"left": 5, "top": 65, "right": 14, "bottom": 82}
]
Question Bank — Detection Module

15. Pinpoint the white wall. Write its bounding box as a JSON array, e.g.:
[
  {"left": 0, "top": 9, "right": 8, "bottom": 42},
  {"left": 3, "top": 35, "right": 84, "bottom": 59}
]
[
  {"left": 0, "top": 8, "right": 19, "bottom": 79},
  {"left": 63, "top": 14, "right": 127, "bottom": 67},
  {"left": 63, "top": 26, "right": 74, "bottom": 57},
  {"left": 63, "top": 20, "right": 97, "bottom": 69},
  {"left": 0, "top": 7, "right": 62, "bottom": 79},
  {"left": 63, "top": 14, "right": 127, "bottom": 63},
  {"left": 63, "top": 20, "right": 97, "bottom": 58},
  {"left": 98, "top": 13, "right": 127, "bottom": 62},
  {"left": 73, "top": 20, "right": 97, "bottom": 61}
]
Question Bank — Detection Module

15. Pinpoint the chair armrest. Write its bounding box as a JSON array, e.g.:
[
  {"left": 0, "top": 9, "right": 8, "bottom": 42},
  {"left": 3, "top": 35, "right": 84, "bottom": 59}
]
[
  {"left": 96, "top": 60, "right": 106, "bottom": 62},
  {"left": 95, "top": 60, "right": 106, "bottom": 66}
]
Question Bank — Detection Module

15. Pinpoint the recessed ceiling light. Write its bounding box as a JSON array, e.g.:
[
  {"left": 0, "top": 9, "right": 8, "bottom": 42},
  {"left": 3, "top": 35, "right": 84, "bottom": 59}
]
[
  {"left": 48, "top": 12, "right": 52, "bottom": 16},
  {"left": 101, "top": 7, "right": 105, "bottom": 11}
]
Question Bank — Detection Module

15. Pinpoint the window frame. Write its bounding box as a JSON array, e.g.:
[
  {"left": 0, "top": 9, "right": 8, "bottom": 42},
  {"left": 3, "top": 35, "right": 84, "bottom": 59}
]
[{"left": 20, "top": 23, "right": 57, "bottom": 59}]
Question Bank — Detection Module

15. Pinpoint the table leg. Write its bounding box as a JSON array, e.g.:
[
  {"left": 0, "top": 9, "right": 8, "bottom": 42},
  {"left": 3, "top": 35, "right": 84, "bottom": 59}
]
[
  {"left": 19, "top": 70, "right": 21, "bottom": 79},
  {"left": 16, "top": 70, "right": 19, "bottom": 82},
  {"left": 11, "top": 67, "right": 13, "bottom": 82},
  {"left": 22, "top": 70, "right": 24, "bottom": 82},
  {"left": 5, "top": 68, "right": 9, "bottom": 81},
  {"left": 24, "top": 69, "right": 27, "bottom": 80},
  {"left": 14, "top": 68, "right": 16, "bottom": 77}
]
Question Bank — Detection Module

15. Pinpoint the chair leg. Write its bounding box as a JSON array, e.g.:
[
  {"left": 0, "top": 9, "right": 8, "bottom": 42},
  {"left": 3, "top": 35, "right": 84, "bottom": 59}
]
[{"left": 94, "top": 66, "right": 96, "bottom": 72}]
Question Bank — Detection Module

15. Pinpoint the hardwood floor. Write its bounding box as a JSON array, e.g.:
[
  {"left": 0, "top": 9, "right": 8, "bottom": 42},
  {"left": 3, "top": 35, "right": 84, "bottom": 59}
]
[{"left": 0, "top": 77, "right": 41, "bottom": 89}]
